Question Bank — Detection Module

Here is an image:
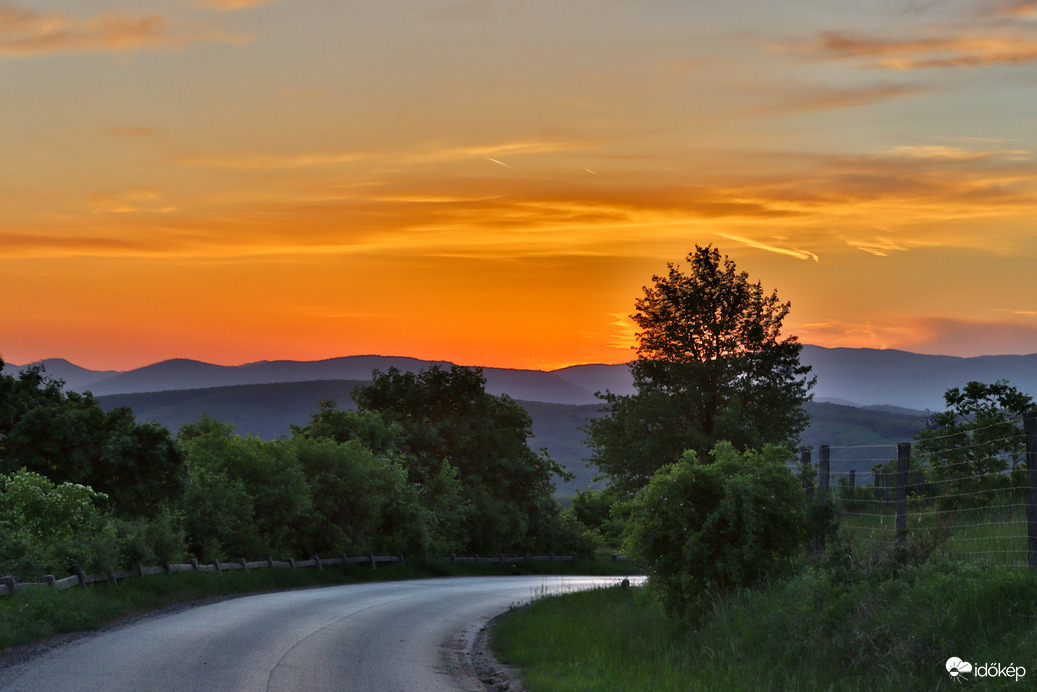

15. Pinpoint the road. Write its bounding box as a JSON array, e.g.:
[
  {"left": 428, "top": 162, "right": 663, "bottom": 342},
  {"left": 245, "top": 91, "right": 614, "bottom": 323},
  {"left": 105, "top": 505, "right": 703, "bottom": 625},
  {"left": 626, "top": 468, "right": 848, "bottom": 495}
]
[{"left": 0, "top": 575, "right": 629, "bottom": 692}]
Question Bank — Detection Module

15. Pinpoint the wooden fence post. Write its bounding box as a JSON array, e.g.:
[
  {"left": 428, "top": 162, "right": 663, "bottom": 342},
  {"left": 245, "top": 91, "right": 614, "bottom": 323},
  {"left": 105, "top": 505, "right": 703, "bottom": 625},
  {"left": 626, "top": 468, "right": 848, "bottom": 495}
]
[
  {"left": 1024, "top": 411, "right": 1037, "bottom": 568},
  {"left": 895, "top": 443, "right": 910, "bottom": 546},
  {"left": 819, "top": 445, "right": 831, "bottom": 497},
  {"left": 848, "top": 469, "right": 856, "bottom": 495}
]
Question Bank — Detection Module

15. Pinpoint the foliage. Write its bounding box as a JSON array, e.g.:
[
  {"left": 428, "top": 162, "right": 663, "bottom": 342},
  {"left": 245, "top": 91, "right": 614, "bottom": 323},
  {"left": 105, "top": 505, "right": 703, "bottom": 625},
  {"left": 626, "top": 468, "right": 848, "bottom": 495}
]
[
  {"left": 178, "top": 412, "right": 452, "bottom": 560},
  {"left": 289, "top": 435, "right": 433, "bottom": 556},
  {"left": 291, "top": 401, "right": 406, "bottom": 456},
  {"left": 588, "top": 246, "right": 814, "bottom": 494},
  {"left": 352, "top": 365, "right": 571, "bottom": 553},
  {"left": 915, "top": 380, "right": 1033, "bottom": 505},
  {"left": 565, "top": 487, "right": 629, "bottom": 547},
  {"left": 0, "top": 358, "right": 185, "bottom": 517},
  {"left": 623, "top": 442, "right": 804, "bottom": 616},
  {"left": 0, "top": 469, "right": 119, "bottom": 577}
]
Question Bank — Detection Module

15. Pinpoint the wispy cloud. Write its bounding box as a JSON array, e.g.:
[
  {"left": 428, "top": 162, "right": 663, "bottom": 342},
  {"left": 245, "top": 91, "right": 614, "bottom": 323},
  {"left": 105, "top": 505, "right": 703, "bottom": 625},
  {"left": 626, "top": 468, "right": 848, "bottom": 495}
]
[
  {"left": 178, "top": 138, "right": 599, "bottom": 171},
  {"left": 717, "top": 233, "right": 820, "bottom": 261},
  {"left": 0, "top": 4, "right": 249, "bottom": 56},
  {"left": 754, "top": 83, "right": 926, "bottom": 113},
  {"left": 90, "top": 189, "right": 177, "bottom": 214},
  {"left": 191, "top": 0, "right": 277, "bottom": 10},
  {"left": 802, "top": 30, "right": 1037, "bottom": 69},
  {"left": 984, "top": 1, "right": 1037, "bottom": 19}
]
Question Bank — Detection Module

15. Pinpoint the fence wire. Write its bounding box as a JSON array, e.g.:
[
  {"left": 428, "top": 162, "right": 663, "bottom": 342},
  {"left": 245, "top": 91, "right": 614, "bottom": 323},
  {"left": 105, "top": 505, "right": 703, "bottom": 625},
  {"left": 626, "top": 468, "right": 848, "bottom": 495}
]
[{"left": 808, "top": 421, "right": 1032, "bottom": 568}]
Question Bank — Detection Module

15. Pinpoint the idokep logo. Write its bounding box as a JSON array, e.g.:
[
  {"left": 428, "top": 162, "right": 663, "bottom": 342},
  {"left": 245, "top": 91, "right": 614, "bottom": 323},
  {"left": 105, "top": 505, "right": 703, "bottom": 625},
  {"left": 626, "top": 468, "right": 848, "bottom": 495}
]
[
  {"left": 946, "top": 657, "right": 972, "bottom": 678},
  {"left": 946, "top": 657, "right": 1026, "bottom": 682}
]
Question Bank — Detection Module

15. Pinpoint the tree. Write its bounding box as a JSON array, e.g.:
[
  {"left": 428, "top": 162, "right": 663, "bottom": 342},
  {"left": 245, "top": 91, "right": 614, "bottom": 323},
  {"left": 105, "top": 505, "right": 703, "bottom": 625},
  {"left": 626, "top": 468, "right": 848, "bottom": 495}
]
[
  {"left": 915, "top": 380, "right": 1033, "bottom": 502},
  {"left": 352, "top": 365, "right": 570, "bottom": 553},
  {"left": 588, "top": 246, "right": 814, "bottom": 493},
  {"left": 624, "top": 442, "right": 805, "bottom": 617},
  {"left": 0, "top": 358, "right": 185, "bottom": 517}
]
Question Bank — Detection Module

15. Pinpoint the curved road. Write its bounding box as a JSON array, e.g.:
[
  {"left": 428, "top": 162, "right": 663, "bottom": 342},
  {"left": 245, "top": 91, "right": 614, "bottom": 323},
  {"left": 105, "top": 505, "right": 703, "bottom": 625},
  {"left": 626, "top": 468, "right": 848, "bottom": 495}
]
[{"left": 0, "top": 575, "right": 629, "bottom": 692}]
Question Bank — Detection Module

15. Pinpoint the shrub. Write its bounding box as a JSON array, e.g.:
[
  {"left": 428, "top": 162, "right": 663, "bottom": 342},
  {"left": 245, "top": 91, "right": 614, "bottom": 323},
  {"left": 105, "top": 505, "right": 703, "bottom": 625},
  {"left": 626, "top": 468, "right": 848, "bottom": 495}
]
[{"left": 624, "top": 441, "right": 805, "bottom": 617}]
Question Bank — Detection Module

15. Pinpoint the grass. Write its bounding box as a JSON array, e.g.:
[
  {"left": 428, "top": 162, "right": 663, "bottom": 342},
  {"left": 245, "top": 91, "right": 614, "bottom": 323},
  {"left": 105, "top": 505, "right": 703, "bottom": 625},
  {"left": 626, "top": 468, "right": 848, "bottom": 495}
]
[
  {"left": 0, "top": 554, "right": 631, "bottom": 651},
  {"left": 839, "top": 496, "right": 1029, "bottom": 567},
  {"left": 492, "top": 561, "right": 1037, "bottom": 691}
]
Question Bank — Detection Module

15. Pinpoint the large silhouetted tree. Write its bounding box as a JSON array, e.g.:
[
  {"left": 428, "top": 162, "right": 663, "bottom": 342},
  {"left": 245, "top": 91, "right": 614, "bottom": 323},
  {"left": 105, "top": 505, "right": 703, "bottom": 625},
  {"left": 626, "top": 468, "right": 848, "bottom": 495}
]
[{"left": 588, "top": 246, "right": 814, "bottom": 493}]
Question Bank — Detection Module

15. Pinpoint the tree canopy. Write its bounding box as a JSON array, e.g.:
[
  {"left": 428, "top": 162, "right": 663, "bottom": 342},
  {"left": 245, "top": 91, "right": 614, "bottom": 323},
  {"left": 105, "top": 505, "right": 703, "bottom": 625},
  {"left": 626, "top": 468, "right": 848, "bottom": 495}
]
[
  {"left": 0, "top": 358, "right": 185, "bottom": 517},
  {"left": 915, "top": 380, "right": 1034, "bottom": 501},
  {"left": 351, "top": 365, "right": 571, "bottom": 553},
  {"left": 588, "top": 246, "right": 814, "bottom": 493}
]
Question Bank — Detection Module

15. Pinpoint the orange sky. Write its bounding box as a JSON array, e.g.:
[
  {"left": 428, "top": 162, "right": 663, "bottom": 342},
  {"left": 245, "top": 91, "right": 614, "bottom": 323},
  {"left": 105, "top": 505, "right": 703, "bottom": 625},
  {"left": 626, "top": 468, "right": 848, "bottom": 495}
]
[{"left": 3, "top": 1, "right": 1037, "bottom": 371}]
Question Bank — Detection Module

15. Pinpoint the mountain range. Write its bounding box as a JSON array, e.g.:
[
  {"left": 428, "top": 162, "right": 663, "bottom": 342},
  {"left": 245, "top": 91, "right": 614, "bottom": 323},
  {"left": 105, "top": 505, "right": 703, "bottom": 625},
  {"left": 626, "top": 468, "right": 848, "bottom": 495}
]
[
  {"left": 6, "top": 345, "right": 1037, "bottom": 411},
  {"left": 12, "top": 345, "right": 1019, "bottom": 492}
]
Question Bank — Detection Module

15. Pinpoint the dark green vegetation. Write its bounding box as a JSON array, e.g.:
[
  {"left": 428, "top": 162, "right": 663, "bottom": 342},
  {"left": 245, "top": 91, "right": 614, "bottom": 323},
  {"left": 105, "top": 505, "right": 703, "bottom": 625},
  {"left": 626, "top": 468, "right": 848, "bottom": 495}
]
[
  {"left": 492, "top": 561, "right": 1037, "bottom": 691},
  {"left": 915, "top": 380, "right": 1033, "bottom": 500},
  {"left": 586, "top": 246, "right": 814, "bottom": 494},
  {"left": 0, "top": 555, "right": 631, "bottom": 651},
  {"left": 0, "top": 364, "right": 184, "bottom": 518},
  {"left": 624, "top": 443, "right": 806, "bottom": 616},
  {"left": 350, "top": 365, "right": 572, "bottom": 553},
  {"left": 1, "top": 359, "right": 599, "bottom": 584}
]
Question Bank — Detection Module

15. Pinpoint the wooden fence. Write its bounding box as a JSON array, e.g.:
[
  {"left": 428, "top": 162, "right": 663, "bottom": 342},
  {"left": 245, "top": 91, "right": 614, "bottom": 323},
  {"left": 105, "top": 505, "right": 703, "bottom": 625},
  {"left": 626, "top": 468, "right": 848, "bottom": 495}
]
[{"left": 0, "top": 552, "right": 583, "bottom": 597}]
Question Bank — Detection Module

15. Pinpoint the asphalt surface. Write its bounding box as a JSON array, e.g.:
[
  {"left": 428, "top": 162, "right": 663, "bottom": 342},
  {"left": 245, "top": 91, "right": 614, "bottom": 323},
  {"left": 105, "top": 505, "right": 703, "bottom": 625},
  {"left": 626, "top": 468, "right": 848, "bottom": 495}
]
[{"left": 0, "top": 575, "right": 628, "bottom": 692}]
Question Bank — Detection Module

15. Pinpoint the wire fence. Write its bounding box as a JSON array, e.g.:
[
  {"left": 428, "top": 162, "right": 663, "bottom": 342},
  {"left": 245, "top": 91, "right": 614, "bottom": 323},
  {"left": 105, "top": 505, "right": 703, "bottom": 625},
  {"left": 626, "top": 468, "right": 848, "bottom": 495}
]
[{"left": 803, "top": 411, "right": 1037, "bottom": 568}]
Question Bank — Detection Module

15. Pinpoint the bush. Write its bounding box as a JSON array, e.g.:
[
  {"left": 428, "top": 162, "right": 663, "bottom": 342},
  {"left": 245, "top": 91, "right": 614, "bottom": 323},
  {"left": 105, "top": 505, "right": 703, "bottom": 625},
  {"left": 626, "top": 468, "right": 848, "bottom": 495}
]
[
  {"left": 624, "top": 442, "right": 805, "bottom": 617},
  {"left": 0, "top": 469, "right": 120, "bottom": 577}
]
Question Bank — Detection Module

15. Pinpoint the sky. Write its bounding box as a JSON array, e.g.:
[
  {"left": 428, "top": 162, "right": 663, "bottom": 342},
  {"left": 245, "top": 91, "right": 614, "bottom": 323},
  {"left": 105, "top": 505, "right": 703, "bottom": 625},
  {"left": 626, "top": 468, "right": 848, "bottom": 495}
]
[{"left": 2, "top": 0, "right": 1037, "bottom": 372}]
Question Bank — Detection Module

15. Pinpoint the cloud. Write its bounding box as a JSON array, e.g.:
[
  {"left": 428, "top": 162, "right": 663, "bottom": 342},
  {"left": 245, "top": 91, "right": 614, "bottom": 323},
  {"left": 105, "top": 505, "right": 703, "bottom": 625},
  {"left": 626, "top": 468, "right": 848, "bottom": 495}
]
[
  {"left": 754, "top": 83, "right": 927, "bottom": 113},
  {"left": 90, "top": 189, "right": 177, "bottom": 214},
  {"left": 717, "top": 233, "right": 820, "bottom": 261},
  {"left": 191, "top": 0, "right": 277, "bottom": 10},
  {"left": 985, "top": 1, "right": 1037, "bottom": 19},
  {"left": 0, "top": 4, "right": 249, "bottom": 56},
  {"left": 881, "top": 144, "right": 1032, "bottom": 161},
  {"left": 844, "top": 237, "right": 910, "bottom": 257},
  {"left": 803, "top": 30, "right": 1037, "bottom": 69},
  {"left": 177, "top": 138, "right": 600, "bottom": 171}
]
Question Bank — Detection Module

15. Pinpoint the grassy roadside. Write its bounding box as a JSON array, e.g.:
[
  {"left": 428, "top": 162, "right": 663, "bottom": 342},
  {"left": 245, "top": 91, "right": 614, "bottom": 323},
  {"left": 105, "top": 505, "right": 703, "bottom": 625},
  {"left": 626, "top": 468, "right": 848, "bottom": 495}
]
[
  {"left": 0, "top": 556, "right": 630, "bottom": 651},
  {"left": 491, "top": 561, "right": 1037, "bottom": 691}
]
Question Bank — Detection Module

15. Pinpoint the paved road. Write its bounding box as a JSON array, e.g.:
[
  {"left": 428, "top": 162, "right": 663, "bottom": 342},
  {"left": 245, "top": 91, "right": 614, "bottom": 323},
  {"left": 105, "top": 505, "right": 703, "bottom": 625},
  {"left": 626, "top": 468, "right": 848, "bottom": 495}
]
[{"left": 0, "top": 575, "right": 628, "bottom": 692}]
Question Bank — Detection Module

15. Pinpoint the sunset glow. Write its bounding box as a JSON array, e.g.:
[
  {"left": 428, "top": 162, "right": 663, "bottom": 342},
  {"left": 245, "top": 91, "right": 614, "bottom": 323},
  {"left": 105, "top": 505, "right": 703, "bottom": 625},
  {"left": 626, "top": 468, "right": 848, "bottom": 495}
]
[{"left": 4, "top": 1, "right": 1037, "bottom": 371}]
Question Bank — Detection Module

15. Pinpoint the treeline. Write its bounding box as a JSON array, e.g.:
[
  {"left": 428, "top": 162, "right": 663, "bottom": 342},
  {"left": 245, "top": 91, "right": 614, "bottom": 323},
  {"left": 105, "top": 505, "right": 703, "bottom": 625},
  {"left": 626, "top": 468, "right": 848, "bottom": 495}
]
[{"left": 0, "top": 359, "right": 594, "bottom": 580}]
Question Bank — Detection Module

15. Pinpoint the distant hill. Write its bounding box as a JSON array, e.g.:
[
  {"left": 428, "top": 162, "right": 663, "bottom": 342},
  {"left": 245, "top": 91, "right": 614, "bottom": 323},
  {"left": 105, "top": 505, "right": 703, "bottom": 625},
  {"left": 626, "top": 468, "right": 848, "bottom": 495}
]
[
  {"left": 97, "top": 380, "right": 928, "bottom": 495},
  {"left": 0, "top": 358, "right": 119, "bottom": 391},
  {"left": 7, "top": 356, "right": 612, "bottom": 405},
  {"left": 10, "top": 345, "right": 1037, "bottom": 410},
  {"left": 802, "top": 345, "right": 1037, "bottom": 410}
]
